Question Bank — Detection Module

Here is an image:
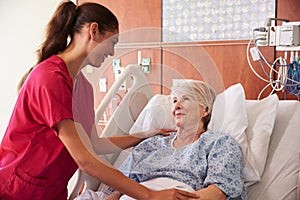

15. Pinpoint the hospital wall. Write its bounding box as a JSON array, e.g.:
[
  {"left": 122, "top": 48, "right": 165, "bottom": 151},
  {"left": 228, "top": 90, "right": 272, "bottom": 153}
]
[
  {"left": 80, "top": 0, "right": 300, "bottom": 106},
  {"left": 0, "top": 0, "right": 64, "bottom": 141}
]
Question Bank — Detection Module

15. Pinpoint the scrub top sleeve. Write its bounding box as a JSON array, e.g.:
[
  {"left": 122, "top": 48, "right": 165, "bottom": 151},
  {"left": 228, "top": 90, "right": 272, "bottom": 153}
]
[{"left": 28, "top": 71, "right": 73, "bottom": 131}]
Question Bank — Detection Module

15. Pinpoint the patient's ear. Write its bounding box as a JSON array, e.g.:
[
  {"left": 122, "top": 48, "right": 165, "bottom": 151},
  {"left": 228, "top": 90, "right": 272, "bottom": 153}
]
[{"left": 202, "top": 107, "right": 209, "bottom": 118}]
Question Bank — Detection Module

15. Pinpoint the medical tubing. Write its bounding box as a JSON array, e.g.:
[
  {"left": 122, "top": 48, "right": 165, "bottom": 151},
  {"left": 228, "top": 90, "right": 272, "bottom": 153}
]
[
  {"left": 257, "top": 82, "right": 275, "bottom": 100},
  {"left": 270, "top": 58, "right": 285, "bottom": 92},
  {"left": 247, "top": 35, "right": 300, "bottom": 99},
  {"left": 258, "top": 57, "right": 272, "bottom": 79},
  {"left": 251, "top": 33, "right": 291, "bottom": 83},
  {"left": 286, "top": 61, "right": 300, "bottom": 96},
  {"left": 248, "top": 38, "right": 285, "bottom": 83},
  {"left": 246, "top": 39, "right": 270, "bottom": 82}
]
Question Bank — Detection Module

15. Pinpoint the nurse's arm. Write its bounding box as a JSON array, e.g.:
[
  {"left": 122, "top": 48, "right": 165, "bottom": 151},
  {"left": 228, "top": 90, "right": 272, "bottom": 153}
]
[
  {"left": 57, "top": 119, "right": 150, "bottom": 199},
  {"left": 90, "top": 125, "right": 174, "bottom": 154},
  {"left": 57, "top": 119, "right": 198, "bottom": 200}
]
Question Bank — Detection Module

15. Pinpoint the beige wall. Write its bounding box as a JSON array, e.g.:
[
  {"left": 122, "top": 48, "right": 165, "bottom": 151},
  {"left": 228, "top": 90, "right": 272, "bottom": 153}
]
[{"left": 0, "top": 0, "right": 63, "bottom": 140}]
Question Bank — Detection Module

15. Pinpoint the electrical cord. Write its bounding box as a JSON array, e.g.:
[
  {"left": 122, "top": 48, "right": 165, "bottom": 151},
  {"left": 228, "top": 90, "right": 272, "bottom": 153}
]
[
  {"left": 247, "top": 34, "right": 300, "bottom": 99},
  {"left": 246, "top": 39, "right": 270, "bottom": 83}
]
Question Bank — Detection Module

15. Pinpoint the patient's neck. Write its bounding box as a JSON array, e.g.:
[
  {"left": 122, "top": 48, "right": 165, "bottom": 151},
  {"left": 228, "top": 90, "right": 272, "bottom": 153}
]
[{"left": 173, "top": 127, "right": 204, "bottom": 149}]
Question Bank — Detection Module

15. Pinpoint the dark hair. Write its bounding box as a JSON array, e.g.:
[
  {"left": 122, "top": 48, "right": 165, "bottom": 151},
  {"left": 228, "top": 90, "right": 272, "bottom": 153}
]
[{"left": 17, "top": 0, "right": 118, "bottom": 91}]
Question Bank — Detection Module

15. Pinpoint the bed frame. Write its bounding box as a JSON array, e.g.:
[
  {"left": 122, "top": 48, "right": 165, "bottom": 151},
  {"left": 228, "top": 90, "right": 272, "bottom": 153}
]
[
  {"left": 68, "top": 65, "right": 300, "bottom": 200},
  {"left": 68, "top": 65, "right": 153, "bottom": 199}
]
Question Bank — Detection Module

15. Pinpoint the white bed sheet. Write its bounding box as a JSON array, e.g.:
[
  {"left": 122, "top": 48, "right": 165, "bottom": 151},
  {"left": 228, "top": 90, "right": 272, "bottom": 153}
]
[
  {"left": 69, "top": 65, "right": 300, "bottom": 200},
  {"left": 247, "top": 100, "right": 300, "bottom": 200}
]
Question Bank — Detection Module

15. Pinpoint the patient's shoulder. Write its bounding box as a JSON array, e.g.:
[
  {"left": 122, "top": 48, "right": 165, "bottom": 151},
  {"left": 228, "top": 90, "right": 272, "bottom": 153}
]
[
  {"left": 201, "top": 131, "right": 242, "bottom": 151},
  {"left": 203, "top": 130, "right": 237, "bottom": 141}
]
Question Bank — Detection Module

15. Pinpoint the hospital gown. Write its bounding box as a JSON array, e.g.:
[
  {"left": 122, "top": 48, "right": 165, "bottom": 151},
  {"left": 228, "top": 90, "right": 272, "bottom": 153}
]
[{"left": 119, "top": 131, "right": 246, "bottom": 199}]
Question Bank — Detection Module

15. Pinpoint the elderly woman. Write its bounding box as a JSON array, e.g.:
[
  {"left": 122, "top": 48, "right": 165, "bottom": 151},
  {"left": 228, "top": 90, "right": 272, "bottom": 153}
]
[{"left": 84, "top": 80, "right": 246, "bottom": 200}]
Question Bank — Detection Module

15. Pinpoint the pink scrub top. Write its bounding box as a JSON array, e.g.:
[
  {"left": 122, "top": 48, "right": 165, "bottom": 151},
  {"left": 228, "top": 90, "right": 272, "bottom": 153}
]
[{"left": 0, "top": 55, "right": 94, "bottom": 200}]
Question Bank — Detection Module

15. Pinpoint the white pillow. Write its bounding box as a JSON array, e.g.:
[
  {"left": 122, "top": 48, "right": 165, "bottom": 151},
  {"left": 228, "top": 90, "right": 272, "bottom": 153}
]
[
  {"left": 129, "top": 94, "right": 176, "bottom": 134},
  {"left": 130, "top": 84, "right": 249, "bottom": 135},
  {"left": 129, "top": 83, "right": 277, "bottom": 186},
  {"left": 207, "top": 83, "right": 260, "bottom": 185},
  {"left": 245, "top": 94, "right": 279, "bottom": 179},
  {"left": 207, "top": 83, "right": 248, "bottom": 138}
]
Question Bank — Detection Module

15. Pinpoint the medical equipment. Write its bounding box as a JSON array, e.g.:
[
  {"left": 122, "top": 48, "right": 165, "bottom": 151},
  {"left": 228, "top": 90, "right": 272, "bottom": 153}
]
[
  {"left": 247, "top": 18, "right": 300, "bottom": 100},
  {"left": 68, "top": 65, "right": 300, "bottom": 200}
]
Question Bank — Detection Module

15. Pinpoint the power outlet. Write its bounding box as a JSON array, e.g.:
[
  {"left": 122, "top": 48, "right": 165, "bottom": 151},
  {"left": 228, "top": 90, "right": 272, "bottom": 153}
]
[{"left": 99, "top": 78, "right": 106, "bottom": 92}]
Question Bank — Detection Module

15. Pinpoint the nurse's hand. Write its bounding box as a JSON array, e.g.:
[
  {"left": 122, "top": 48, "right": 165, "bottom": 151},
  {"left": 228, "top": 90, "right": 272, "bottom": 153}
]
[
  {"left": 155, "top": 129, "right": 177, "bottom": 136},
  {"left": 131, "top": 129, "right": 176, "bottom": 138},
  {"left": 150, "top": 188, "right": 199, "bottom": 200}
]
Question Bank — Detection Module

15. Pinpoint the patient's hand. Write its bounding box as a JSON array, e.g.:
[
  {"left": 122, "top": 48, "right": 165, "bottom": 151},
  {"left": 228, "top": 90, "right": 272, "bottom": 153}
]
[
  {"left": 104, "top": 191, "right": 122, "bottom": 200},
  {"left": 189, "top": 184, "right": 226, "bottom": 200}
]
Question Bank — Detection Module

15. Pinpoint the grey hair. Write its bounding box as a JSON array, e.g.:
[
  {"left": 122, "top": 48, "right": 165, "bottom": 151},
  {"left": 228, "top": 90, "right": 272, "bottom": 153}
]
[{"left": 171, "top": 80, "right": 216, "bottom": 130}]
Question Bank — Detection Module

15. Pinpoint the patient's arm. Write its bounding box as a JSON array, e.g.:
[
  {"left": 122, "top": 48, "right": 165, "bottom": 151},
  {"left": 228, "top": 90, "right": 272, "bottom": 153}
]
[{"left": 191, "top": 185, "right": 226, "bottom": 200}]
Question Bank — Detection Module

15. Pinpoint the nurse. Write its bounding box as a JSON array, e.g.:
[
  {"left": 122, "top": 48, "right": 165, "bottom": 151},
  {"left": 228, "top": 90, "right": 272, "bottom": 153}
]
[{"left": 0, "top": 1, "right": 198, "bottom": 200}]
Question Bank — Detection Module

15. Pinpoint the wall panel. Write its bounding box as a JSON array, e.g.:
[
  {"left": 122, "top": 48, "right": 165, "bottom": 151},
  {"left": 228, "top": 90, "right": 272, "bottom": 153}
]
[
  {"left": 161, "top": 41, "right": 275, "bottom": 99},
  {"left": 79, "top": 0, "right": 161, "bottom": 43},
  {"left": 79, "top": 0, "right": 299, "bottom": 100}
]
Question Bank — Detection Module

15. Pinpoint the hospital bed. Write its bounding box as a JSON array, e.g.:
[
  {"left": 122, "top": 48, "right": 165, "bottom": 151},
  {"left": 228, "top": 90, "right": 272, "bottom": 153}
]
[{"left": 69, "top": 64, "right": 300, "bottom": 200}]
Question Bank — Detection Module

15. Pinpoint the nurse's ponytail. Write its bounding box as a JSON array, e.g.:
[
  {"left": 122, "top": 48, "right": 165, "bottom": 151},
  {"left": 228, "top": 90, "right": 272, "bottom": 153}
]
[
  {"left": 17, "top": 0, "right": 77, "bottom": 92},
  {"left": 36, "top": 0, "right": 77, "bottom": 64},
  {"left": 17, "top": 0, "right": 118, "bottom": 92}
]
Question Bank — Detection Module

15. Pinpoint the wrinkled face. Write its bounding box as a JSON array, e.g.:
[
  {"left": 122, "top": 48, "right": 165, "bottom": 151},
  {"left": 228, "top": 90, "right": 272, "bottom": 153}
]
[
  {"left": 171, "top": 91, "right": 206, "bottom": 128},
  {"left": 87, "top": 30, "right": 119, "bottom": 68}
]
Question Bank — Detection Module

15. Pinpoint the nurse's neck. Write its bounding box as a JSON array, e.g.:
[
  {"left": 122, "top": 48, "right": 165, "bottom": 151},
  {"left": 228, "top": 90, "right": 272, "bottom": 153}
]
[{"left": 57, "top": 48, "right": 86, "bottom": 81}]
